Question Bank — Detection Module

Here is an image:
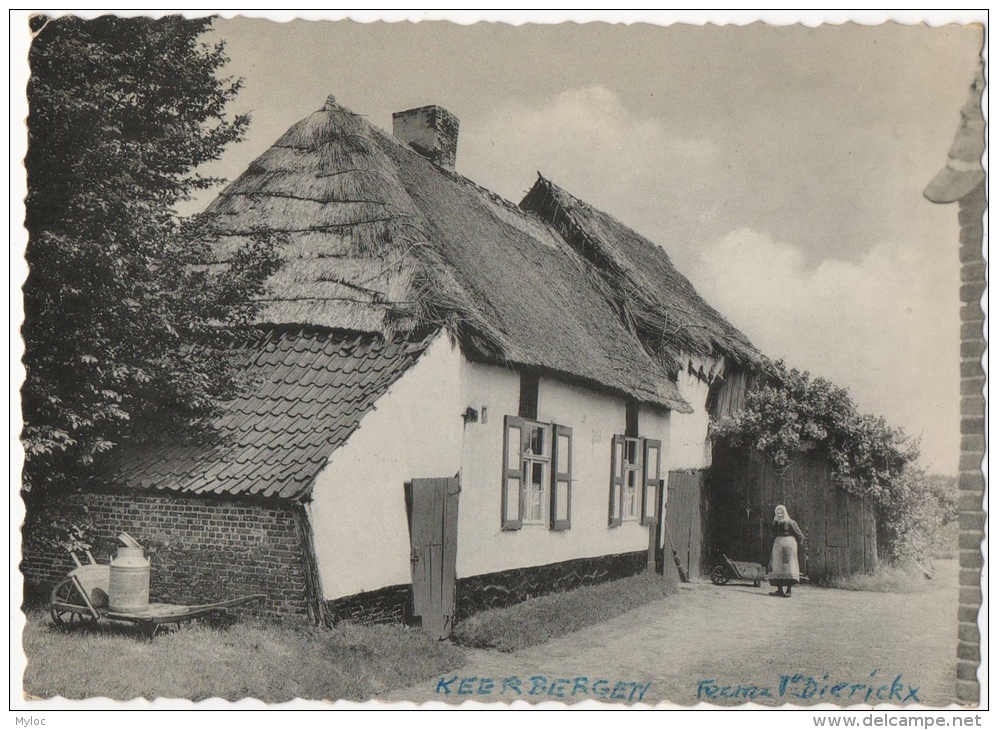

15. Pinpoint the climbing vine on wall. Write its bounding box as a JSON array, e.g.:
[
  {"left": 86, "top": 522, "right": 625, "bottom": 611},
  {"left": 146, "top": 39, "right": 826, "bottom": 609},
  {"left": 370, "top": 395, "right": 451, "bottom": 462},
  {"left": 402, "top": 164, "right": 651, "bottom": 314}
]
[{"left": 711, "top": 361, "right": 940, "bottom": 562}]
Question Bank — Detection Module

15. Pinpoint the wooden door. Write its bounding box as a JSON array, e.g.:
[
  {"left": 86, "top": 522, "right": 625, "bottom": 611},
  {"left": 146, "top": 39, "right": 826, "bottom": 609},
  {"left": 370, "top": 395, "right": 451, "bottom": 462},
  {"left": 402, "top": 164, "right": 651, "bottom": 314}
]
[
  {"left": 664, "top": 470, "right": 706, "bottom": 580},
  {"left": 405, "top": 477, "right": 460, "bottom": 640}
]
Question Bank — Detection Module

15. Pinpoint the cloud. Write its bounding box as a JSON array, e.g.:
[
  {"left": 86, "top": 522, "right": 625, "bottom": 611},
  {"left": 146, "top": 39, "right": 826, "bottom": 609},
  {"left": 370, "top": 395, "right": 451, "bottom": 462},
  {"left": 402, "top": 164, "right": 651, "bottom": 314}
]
[
  {"left": 457, "top": 86, "right": 962, "bottom": 474},
  {"left": 458, "top": 86, "right": 717, "bottom": 206},
  {"left": 690, "top": 228, "right": 961, "bottom": 473}
]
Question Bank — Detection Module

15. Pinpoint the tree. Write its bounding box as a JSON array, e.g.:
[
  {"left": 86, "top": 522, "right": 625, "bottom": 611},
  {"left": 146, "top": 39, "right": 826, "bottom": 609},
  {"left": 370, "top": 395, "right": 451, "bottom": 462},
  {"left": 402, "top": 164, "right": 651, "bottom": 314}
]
[
  {"left": 22, "top": 15, "right": 280, "bottom": 499},
  {"left": 875, "top": 469, "right": 959, "bottom": 563},
  {"left": 711, "top": 361, "right": 928, "bottom": 562}
]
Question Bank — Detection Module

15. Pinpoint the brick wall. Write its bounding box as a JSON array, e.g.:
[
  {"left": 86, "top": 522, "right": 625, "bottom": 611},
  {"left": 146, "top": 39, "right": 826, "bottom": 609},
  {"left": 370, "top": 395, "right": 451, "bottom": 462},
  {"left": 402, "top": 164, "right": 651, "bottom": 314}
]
[
  {"left": 955, "top": 183, "right": 985, "bottom": 704},
  {"left": 21, "top": 491, "right": 312, "bottom": 621}
]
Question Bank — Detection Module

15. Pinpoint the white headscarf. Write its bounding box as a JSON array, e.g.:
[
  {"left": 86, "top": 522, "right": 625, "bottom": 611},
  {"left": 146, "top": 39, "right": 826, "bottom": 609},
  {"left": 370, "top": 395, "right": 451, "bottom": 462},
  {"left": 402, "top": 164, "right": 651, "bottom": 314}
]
[{"left": 774, "top": 504, "right": 790, "bottom": 523}]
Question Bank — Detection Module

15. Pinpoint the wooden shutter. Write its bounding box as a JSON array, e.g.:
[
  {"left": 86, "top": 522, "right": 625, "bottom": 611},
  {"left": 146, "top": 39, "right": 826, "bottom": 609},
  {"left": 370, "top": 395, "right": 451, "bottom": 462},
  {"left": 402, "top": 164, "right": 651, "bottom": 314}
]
[
  {"left": 550, "top": 424, "right": 573, "bottom": 531},
  {"left": 641, "top": 439, "right": 662, "bottom": 526},
  {"left": 502, "top": 416, "right": 525, "bottom": 530},
  {"left": 609, "top": 434, "right": 624, "bottom": 527}
]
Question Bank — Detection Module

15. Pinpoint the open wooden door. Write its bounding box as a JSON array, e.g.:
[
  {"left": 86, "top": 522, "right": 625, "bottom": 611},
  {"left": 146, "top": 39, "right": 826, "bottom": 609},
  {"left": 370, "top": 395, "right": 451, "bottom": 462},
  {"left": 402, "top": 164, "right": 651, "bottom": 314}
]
[
  {"left": 664, "top": 469, "right": 706, "bottom": 581},
  {"left": 405, "top": 477, "right": 460, "bottom": 640}
]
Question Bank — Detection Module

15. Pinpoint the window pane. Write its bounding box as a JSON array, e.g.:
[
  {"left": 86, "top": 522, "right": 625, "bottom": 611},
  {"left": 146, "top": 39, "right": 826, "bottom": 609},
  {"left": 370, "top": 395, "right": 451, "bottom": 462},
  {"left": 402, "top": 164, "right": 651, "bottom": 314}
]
[
  {"left": 625, "top": 439, "right": 637, "bottom": 465},
  {"left": 531, "top": 461, "right": 544, "bottom": 486},
  {"left": 624, "top": 485, "right": 636, "bottom": 518},
  {"left": 505, "top": 477, "right": 521, "bottom": 521},
  {"left": 524, "top": 460, "right": 547, "bottom": 524},
  {"left": 528, "top": 484, "right": 543, "bottom": 522},
  {"left": 527, "top": 425, "right": 545, "bottom": 456},
  {"left": 627, "top": 469, "right": 638, "bottom": 488}
]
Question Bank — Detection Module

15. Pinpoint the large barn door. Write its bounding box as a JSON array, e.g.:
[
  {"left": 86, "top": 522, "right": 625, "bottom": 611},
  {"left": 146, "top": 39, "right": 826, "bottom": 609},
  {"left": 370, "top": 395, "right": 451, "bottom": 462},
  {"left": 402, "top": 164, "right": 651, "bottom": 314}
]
[{"left": 405, "top": 477, "right": 459, "bottom": 640}]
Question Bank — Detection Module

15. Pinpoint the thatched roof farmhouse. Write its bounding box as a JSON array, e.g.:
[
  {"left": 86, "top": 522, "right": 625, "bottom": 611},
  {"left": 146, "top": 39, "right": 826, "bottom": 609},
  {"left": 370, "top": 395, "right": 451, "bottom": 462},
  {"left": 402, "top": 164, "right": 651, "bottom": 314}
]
[{"left": 25, "top": 95, "right": 769, "bottom": 633}]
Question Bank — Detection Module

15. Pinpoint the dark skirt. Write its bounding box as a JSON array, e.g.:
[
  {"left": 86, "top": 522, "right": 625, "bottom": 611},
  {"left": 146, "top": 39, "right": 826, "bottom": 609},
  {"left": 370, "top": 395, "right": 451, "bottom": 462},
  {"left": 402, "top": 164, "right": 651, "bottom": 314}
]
[{"left": 769, "top": 536, "right": 800, "bottom": 586}]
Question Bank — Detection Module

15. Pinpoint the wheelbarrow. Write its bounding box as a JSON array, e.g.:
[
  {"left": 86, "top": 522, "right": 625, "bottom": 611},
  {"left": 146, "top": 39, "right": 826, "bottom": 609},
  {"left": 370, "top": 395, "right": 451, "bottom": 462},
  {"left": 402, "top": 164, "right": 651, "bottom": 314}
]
[
  {"left": 48, "top": 550, "right": 266, "bottom": 638},
  {"left": 709, "top": 553, "right": 767, "bottom": 587}
]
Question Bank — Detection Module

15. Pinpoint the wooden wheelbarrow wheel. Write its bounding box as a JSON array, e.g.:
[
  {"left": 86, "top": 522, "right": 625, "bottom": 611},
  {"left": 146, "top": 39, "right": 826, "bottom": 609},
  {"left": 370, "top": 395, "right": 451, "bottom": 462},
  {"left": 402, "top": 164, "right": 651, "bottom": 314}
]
[
  {"left": 49, "top": 577, "right": 91, "bottom": 628},
  {"left": 709, "top": 565, "right": 729, "bottom": 585},
  {"left": 49, "top": 575, "right": 103, "bottom": 629}
]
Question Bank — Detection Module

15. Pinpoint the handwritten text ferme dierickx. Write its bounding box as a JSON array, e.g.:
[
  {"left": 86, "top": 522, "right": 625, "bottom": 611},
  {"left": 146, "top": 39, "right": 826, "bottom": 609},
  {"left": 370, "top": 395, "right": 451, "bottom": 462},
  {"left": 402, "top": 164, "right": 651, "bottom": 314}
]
[{"left": 697, "top": 671, "right": 921, "bottom": 704}]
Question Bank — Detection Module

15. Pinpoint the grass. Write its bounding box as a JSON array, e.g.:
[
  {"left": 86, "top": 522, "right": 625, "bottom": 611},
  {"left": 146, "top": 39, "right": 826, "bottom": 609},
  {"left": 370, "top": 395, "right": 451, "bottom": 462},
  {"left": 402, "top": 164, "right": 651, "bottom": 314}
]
[
  {"left": 829, "top": 519, "right": 960, "bottom": 594},
  {"left": 827, "top": 562, "right": 937, "bottom": 593},
  {"left": 450, "top": 572, "right": 676, "bottom": 653},
  {"left": 21, "top": 610, "right": 465, "bottom": 702}
]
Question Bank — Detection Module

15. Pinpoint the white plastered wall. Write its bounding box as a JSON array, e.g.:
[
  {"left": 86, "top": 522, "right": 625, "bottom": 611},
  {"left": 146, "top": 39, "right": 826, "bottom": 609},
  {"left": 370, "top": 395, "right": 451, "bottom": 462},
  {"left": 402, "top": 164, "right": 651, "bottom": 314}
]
[
  {"left": 667, "top": 354, "right": 725, "bottom": 470},
  {"left": 309, "top": 332, "right": 712, "bottom": 598},
  {"left": 308, "top": 333, "right": 464, "bottom": 600},
  {"left": 455, "top": 366, "right": 663, "bottom": 578}
]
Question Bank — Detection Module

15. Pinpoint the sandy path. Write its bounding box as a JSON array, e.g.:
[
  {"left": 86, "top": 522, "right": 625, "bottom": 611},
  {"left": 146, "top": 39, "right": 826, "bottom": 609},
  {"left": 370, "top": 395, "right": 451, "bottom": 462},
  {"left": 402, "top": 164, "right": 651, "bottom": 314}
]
[{"left": 378, "top": 560, "right": 963, "bottom": 707}]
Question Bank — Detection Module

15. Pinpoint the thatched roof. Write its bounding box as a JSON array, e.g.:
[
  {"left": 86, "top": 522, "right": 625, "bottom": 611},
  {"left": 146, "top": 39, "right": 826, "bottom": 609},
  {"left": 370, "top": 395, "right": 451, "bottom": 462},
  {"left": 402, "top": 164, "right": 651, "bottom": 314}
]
[
  {"left": 203, "top": 98, "right": 432, "bottom": 334},
  {"left": 204, "top": 94, "right": 757, "bottom": 411},
  {"left": 520, "top": 176, "right": 761, "bottom": 371},
  {"left": 924, "top": 70, "right": 985, "bottom": 204}
]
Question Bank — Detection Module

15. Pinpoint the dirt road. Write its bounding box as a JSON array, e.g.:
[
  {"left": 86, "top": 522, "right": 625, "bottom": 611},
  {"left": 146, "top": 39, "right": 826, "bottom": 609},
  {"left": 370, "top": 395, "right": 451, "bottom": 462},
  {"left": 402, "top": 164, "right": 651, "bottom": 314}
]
[{"left": 379, "top": 559, "right": 965, "bottom": 708}]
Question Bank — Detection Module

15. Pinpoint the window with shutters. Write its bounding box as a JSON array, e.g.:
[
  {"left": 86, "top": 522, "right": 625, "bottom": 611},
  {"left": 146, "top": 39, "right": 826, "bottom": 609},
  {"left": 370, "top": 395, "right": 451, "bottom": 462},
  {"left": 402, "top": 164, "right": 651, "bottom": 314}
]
[
  {"left": 502, "top": 416, "right": 573, "bottom": 531},
  {"left": 522, "top": 422, "right": 549, "bottom": 525},
  {"left": 622, "top": 438, "right": 641, "bottom": 520},
  {"left": 609, "top": 435, "right": 662, "bottom": 527}
]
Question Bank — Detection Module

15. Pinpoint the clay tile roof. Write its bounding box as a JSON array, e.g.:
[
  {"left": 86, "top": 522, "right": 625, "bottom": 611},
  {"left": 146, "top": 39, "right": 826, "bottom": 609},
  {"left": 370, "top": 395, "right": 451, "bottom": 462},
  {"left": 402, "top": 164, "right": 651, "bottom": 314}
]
[{"left": 106, "top": 328, "right": 434, "bottom": 500}]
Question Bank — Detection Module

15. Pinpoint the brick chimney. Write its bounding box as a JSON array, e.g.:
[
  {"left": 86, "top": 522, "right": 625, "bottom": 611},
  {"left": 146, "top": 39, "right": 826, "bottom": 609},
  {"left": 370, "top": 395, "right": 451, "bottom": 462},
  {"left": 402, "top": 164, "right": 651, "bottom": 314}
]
[{"left": 392, "top": 105, "right": 459, "bottom": 171}]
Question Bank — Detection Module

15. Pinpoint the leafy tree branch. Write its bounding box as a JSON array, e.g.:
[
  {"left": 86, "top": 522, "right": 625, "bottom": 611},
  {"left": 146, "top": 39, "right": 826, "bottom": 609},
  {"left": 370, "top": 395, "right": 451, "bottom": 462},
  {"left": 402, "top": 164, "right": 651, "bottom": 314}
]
[{"left": 22, "top": 15, "right": 281, "bottom": 499}]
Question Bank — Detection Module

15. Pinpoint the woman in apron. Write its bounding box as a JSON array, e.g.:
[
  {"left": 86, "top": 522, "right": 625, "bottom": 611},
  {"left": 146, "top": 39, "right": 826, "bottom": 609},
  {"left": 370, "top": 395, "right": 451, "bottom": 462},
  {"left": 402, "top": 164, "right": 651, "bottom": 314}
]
[{"left": 769, "top": 504, "right": 804, "bottom": 597}]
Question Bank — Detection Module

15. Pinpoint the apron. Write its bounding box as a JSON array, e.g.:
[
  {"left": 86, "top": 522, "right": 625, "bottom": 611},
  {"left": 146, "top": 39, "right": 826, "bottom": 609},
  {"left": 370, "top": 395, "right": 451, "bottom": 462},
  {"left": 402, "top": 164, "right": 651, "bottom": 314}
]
[{"left": 769, "top": 535, "right": 800, "bottom": 585}]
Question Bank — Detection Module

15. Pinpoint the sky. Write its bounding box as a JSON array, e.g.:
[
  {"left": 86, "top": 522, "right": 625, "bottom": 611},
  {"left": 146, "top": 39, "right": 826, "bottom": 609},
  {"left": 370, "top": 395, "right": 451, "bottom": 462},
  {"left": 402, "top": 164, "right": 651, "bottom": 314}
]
[{"left": 14, "top": 11, "right": 986, "bottom": 474}]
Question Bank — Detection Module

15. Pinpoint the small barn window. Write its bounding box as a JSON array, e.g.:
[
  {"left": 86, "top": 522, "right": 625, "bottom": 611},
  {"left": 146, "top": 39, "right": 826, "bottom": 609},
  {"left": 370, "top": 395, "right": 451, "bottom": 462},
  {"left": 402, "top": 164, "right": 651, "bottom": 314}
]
[
  {"left": 625, "top": 399, "right": 639, "bottom": 437},
  {"left": 502, "top": 416, "right": 572, "bottom": 531},
  {"left": 519, "top": 371, "right": 539, "bottom": 420},
  {"left": 609, "top": 435, "right": 663, "bottom": 528}
]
